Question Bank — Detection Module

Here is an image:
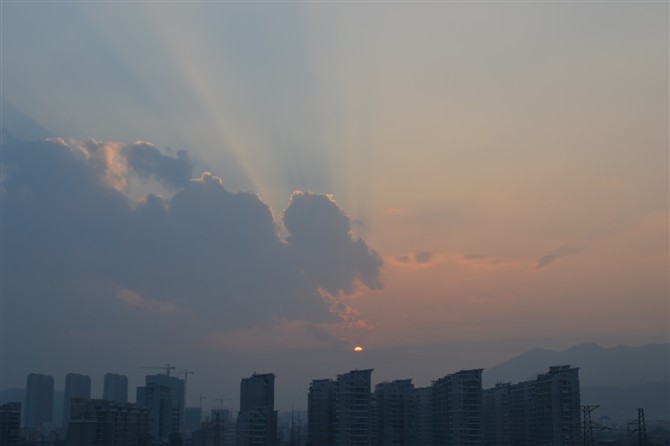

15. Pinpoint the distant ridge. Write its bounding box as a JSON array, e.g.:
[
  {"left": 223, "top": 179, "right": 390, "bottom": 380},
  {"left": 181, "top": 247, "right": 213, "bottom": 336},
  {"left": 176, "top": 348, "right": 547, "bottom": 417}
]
[
  {"left": 483, "top": 342, "right": 669, "bottom": 388},
  {"left": 483, "top": 342, "right": 670, "bottom": 421}
]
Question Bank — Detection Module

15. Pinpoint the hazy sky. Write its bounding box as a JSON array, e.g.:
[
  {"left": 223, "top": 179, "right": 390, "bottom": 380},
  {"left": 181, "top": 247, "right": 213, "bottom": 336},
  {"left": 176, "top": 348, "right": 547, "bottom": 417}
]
[{"left": 1, "top": 2, "right": 667, "bottom": 411}]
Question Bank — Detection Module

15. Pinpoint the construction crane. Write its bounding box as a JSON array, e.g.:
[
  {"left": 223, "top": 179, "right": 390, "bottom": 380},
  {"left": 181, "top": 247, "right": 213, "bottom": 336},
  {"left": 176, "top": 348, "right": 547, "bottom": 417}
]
[{"left": 139, "top": 364, "right": 176, "bottom": 376}]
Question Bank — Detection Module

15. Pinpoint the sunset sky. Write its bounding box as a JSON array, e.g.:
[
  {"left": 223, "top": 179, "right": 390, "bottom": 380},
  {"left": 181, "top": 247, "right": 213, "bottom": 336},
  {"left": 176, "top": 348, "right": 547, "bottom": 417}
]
[{"left": 1, "top": 2, "right": 667, "bottom": 411}]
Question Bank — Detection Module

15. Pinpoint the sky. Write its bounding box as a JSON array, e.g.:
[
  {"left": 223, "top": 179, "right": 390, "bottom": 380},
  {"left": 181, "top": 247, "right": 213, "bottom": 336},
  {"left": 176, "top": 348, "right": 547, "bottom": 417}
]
[{"left": 1, "top": 1, "right": 668, "bottom": 412}]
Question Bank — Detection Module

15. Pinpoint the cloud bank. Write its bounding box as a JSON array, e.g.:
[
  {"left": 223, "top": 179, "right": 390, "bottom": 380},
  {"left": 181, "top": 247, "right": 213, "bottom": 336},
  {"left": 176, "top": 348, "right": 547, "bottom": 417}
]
[{"left": 0, "top": 138, "right": 383, "bottom": 334}]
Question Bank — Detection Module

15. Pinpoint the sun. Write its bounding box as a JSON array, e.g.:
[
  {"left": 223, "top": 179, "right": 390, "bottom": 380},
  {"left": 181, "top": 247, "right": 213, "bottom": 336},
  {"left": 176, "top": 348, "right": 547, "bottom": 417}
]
[{"left": 353, "top": 346, "right": 364, "bottom": 352}]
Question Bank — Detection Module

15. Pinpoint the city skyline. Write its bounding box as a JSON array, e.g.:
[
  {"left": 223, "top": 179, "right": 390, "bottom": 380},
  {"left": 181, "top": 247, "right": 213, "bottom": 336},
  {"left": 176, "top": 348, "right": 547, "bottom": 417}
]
[{"left": 1, "top": 0, "right": 667, "bottom": 417}]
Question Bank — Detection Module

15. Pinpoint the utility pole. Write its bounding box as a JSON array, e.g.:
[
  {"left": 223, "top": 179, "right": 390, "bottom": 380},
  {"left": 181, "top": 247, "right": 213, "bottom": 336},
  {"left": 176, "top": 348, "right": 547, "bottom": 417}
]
[
  {"left": 582, "top": 405, "right": 598, "bottom": 446},
  {"left": 627, "top": 408, "right": 648, "bottom": 446},
  {"left": 582, "top": 405, "right": 611, "bottom": 446}
]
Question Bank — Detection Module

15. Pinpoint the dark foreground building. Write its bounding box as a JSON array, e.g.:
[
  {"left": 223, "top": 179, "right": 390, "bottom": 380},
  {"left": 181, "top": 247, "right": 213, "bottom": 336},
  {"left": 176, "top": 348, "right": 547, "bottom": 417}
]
[
  {"left": 24, "top": 373, "right": 54, "bottom": 428},
  {"left": 237, "top": 373, "right": 278, "bottom": 446},
  {"left": 307, "top": 379, "right": 336, "bottom": 446},
  {"left": 66, "top": 398, "right": 150, "bottom": 446},
  {"left": 0, "top": 402, "right": 21, "bottom": 446},
  {"left": 483, "top": 365, "right": 581, "bottom": 446}
]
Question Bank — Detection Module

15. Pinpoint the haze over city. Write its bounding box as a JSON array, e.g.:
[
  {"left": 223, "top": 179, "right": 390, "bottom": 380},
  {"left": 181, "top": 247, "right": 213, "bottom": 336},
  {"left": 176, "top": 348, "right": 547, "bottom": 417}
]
[{"left": 1, "top": 0, "right": 667, "bottom": 417}]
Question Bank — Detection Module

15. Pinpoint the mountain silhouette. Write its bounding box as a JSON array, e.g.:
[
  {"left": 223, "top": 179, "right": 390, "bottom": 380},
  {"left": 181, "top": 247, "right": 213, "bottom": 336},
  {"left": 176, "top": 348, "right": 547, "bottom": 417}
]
[{"left": 484, "top": 342, "right": 669, "bottom": 421}]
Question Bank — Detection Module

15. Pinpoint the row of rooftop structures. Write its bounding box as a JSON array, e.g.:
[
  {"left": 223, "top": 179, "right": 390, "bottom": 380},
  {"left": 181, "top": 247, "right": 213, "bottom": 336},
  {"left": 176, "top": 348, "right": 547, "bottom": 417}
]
[{"left": 1, "top": 365, "right": 581, "bottom": 446}]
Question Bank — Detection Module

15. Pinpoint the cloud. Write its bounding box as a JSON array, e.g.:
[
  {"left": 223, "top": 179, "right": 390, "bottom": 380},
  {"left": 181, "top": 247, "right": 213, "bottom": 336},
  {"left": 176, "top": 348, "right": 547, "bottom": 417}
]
[
  {"left": 0, "top": 138, "right": 383, "bottom": 340},
  {"left": 414, "top": 251, "right": 433, "bottom": 264},
  {"left": 116, "top": 287, "right": 181, "bottom": 315},
  {"left": 64, "top": 138, "right": 194, "bottom": 191},
  {"left": 125, "top": 141, "right": 192, "bottom": 188},
  {"left": 284, "top": 191, "right": 383, "bottom": 295},
  {"left": 536, "top": 244, "right": 583, "bottom": 269},
  {"left": 391, "top": 251, "right": 441, "bottom": 268}
]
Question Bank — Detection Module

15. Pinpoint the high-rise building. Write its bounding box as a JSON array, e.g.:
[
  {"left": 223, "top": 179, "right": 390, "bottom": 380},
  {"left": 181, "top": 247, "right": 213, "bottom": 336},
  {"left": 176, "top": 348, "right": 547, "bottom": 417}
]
[
  {"left": 103, "top": 373, "right": 128, "bottom": 403},
  {"left": 307, "top": 379, "right": 337, "bottom": 446},
  {"left": 136, "top": 374, "right": 185, "bottom": 443},
  {"left": 533, "top": 365, "right": 580, "bottom": 446},
  {"left": 372, "top": 379, "right": 414, "bottom": 446},
  {"left": 0, "top": 402, "right": 21, "bottom": 446},
  {"left": 508, "top": 380, "right": 534, "bottom": 446},
  {"left": 63, "top": 373, "right": 91, "bottom": 426},
  {"left": 236, "top": 373, "right": 277, "bottom": 446},
  {"left": 483, "top": 365, "right": 580, "bottom": 446},
  {"left": 432, "top": 369, "right": 483, "bottom": 446},
  {"left": 335, "top": 369, "right": 373, "bottom": 446},
  {"left": 185, "top": 407, "right": 203, "bottom": 432},
  {"left": 193, "top": 409, "right": 235, "bottom": 446},
  {"left": 482, "top": 383, "right": 511, "bottom": 446},
  {"left": 65, "top": 398, "right": 150, "bottom": 446},
  {"left": 412, "top": 386, "right": 433, "bottom": 446},
  {"left": 23, "top": 373, "right": 54, "bottom": 428}
]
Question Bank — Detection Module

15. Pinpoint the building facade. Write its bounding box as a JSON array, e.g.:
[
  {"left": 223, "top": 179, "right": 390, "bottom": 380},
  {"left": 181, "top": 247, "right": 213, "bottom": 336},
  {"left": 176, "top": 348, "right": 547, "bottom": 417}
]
[
  {"left": 307, "top": 379, "right": 337, "bottom": 446},
  {"left": 23, "top": 373, "right": 54, "bottom": 428},
  {"left": 103, "top": 373, "right": 128, "bottom": 403},
  {"left": 483, "top": 365, "right": 580, "bottom": 446},
  {"left": 63, "top": 373, "right": 92, "bottom": 426},
  {"left": 412, "top": 386, "right": 433, "bottom": 446},
  {"left": 66, "top": 398, "right": 150, "bottom": 446},
  {"left": 335, "top": 369, "right": 373, "bottom": 446},
  {"left": 372, "top": 379, "right": 414, "bottom": 446},
  {"left": 237, "top": 373, "right": 277, "bottom": 446},
  {"left": 482, "top": 383, "right": 510, "bottom": 446},
  {"left": 432, "top": 369, "right": 483, "bottom": 446},
  {"left": 136, "top": 373, "right": 185, "bottom": 443},
  {"left": 533, "top": 365, "right": 581, "bottom": 446},
  {"left": 0, "top": 402, "right": 21, "bottom": 446}
]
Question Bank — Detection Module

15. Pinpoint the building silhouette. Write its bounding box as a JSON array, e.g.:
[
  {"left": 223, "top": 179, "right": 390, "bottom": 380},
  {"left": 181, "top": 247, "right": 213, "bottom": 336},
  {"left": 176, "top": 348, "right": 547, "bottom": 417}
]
[
  {"left": 482, "top": 383, "right": 511, "bottom": 446},
  {"left": 307, "top": 379, "right": 337, "bottom": 446},
  {"left": 335, "top": 369, "right": 373, "bottom": 446},
  {"left": 508, "top": 380, "right": 534, "bottom": 446},
  {"left": 103, "top": 373, "right": 128, "bottom": 403},
  {"left": 23, "top": 373, "right": 54, "bottom": 428},
  {"left": 372, "top": 379, "right": 414, "bottom": 446},
  {"left": 412, "top": 387, "right": 433, "bottom": 446},
  {"left": 433, "top": 369, "right": 483, "bottom": 446},
  {"left": 136, "top": 373, "right": 185, "bottom": 443},
  {"left": 533, "top": 365, "right": 580, "bottom": 446},
  {"left": 65, "top": 397, "right": 150, "bottom": 446},
  {"left": 236, "top": 373, "right": 277, "bottom": 446},
  {"left": 63, "top": 373, "right": 91, "bottom": 426},
  {"left": 483, "top": 365, "right": 581, "bottom": 446},
  {"left": 185, "top": 406, "right": 203, "bottom": 432},
  {"left": 193, "top": 409, "right": 235, "bottom": 446},
  {"left": 0, "top": 402, "right": 21, "bottom": 446}
]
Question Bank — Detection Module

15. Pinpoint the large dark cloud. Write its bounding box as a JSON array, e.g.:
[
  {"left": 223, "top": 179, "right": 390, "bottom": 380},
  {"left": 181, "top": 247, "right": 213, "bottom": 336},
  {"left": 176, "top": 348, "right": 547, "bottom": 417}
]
[
  {"left": 0, "top": 138, "right": 382, "bottom": 332},
  {"left": 125, "top": 142, "right": 192, "bottom": 188}
]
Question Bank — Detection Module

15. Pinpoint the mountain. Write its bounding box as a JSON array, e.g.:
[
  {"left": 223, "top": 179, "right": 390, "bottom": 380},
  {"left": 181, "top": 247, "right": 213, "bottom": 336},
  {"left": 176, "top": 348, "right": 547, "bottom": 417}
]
[
  {"left": 483, "top": 342, "right": 669, "bottom": 388},
  {"left": 483, "top": 342, "right": 669, "bottom": 421}
]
